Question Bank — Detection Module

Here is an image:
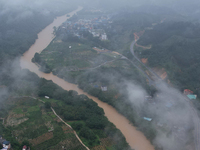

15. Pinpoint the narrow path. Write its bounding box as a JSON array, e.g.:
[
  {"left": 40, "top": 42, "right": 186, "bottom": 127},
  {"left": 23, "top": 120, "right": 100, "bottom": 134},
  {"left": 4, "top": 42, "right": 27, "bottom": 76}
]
[
  {"left": 20, "top": 6, "right": 155, "bottom": 149},
  {"left": 76, "top": 59, "right": 117, "bottom": 71},
  {"left": 51, "top": 107, "right": 90, "bottom": 150},
  {"left": 60, "top": 59, "right": 117, "bottom": 72},
  {"left": 38, "top": 97, "right": 90, "bottom": 150},
  {"left": 16, "top": 96, "right": 90, "bottom": 150},
  {"left": 87, "top": 59, "right": 116, "bottom": 70}
]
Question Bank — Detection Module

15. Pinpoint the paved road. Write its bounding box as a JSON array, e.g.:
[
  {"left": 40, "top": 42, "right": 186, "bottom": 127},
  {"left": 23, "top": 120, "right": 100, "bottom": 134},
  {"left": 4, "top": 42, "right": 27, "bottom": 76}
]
[
  {"left": 82, "top": 59, "right": 116, "bottom": 70},
  {"left": 130, "top": 40, "right": 200, "bottom": 150},
  {"left": 130, "top": 40, "right": 162, "bottom": 80},
  {"left": 124, "top": 57, "right": 154, "bottom": 85}
]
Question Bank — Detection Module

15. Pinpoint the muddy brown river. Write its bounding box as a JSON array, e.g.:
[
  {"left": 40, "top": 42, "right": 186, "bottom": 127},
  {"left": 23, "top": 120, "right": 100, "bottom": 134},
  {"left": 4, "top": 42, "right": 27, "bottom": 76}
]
[{"left": 20, "top": 6, "right": 154, "bottom": 150}]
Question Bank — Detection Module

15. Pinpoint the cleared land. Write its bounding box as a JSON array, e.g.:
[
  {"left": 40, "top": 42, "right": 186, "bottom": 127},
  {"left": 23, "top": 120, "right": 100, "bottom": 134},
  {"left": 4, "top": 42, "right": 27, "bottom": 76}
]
[{"left": 4, "top": 97, "right": 86, "bottom": 150}]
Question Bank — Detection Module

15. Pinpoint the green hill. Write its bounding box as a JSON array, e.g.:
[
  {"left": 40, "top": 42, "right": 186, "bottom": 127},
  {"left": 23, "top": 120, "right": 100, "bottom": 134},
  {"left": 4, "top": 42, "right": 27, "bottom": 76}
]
[{"left": 137, "top": 21, "right": 200, "bottom": 96}]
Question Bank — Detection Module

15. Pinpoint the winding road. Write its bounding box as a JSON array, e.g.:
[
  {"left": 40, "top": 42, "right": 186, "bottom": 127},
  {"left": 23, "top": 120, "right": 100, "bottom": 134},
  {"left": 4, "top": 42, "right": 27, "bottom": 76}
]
[
  {"left": 130, "top": 39, "right": 200, "bottom": 150},
  {"left": 130, "top": 40, "right": 161, "bottom": 80},
  {"left": 20, "top": 6, "right": 155, "bottom": 150}
]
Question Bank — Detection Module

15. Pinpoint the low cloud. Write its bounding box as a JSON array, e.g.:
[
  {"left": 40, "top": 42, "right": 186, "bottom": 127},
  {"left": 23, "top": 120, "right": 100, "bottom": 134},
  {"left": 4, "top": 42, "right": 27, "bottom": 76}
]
[{"left": 125, "top": 81, "right": 193, "bottom": 150}]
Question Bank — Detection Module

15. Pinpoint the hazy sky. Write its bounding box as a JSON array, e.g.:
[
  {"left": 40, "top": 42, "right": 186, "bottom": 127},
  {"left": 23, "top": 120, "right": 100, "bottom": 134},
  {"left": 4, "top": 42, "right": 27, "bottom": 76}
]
[{"left": 0, "top": 0, "right": 199, "bottom": 149}]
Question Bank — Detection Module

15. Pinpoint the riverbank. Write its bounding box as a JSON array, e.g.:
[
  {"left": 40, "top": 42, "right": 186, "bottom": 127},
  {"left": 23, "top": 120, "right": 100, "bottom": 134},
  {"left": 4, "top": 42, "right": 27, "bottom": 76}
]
[{"left": 20, "top": 6, "right": 154, "bottom": 150}]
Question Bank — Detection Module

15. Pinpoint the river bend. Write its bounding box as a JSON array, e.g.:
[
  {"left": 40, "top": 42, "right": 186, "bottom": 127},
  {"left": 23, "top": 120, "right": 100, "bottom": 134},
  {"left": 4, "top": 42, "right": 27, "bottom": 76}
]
[{"left": 20, "top": 6, "right": 154, "bottom": 150}]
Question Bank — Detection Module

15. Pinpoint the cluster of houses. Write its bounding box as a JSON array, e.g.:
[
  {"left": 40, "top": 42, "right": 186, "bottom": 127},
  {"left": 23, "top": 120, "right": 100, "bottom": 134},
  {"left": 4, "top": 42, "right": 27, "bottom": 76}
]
[
  {"left": 183, "top": 89, "right": 197, "bottom": 100},
  {"left": 101, "top": 86, "right": 108, "bottom": 92},
  {"left": 92, "top": 84, "right": 108, "bottom": 92},
  {"left": 59, "top": 15, "right": 111, "bottom": 40},
  {"left": 0, "top": 136, "right": 11, "bottom": 150},
  {"left": 0, "top": 135, "right": 30, "bottom": 150},
  {"left": 0, "top": 135, "right": 11, "bottom": 150}
]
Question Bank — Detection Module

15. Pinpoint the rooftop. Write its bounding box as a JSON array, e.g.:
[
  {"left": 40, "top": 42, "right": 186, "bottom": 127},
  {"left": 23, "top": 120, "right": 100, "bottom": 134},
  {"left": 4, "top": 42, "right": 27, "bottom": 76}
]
[
  {"left": 3, "top": 141, "right": 10, "bottom": 145},
  {"left": 187, "top": 94, "right": 197, "bottom": 100},
  {"left": 144, "top": 117, "right": 152, "bottom": 121}
]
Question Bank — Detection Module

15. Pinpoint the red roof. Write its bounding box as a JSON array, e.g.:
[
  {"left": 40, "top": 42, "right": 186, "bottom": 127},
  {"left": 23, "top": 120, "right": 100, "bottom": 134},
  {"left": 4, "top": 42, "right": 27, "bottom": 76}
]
[
  {"left": 23, "top": 145, "right": 27, "bottom": 149},
  {"left": 184, "top": 89, "right": 193, "bottom": 93},
  {"left": 184, "top": 89, "right": 194, "bottom": 95}
]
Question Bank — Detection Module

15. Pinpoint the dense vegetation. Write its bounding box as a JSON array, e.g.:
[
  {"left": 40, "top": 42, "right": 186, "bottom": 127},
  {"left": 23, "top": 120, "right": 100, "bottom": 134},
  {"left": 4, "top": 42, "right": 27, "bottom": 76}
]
[
  {"left": 0, "top": 1, "right": 76, "bottom": 66},
  {"left": 0, "top": 3, "right": 134, "bottom": 150},
  {"left": 42, "top": 86, "right": 131, "bottom": 149},
  {"left": 0, "top": 65, "right": 132, "bottom": 149},
  {"left": 106, "top": 12, "right": 160, "bottom": 52},
  {"left": 137, "top": 21, "right": 200, "bottom": 96},
  {"left": 77, "top": 67, "right": 157, "bottom": 140},
  {"left": 33, "top": 9, "right": 159, "bottom": 144},
  {"left": 1, "top": 96, "right": 87, "bottom": 150},
  {"left": 2, "top": 2, "right": 197, "bottom": 149}
]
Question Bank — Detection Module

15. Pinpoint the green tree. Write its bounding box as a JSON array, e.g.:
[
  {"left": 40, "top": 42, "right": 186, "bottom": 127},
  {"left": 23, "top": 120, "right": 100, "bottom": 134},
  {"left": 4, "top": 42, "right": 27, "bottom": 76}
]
[
  {"left": 71, "top": 122, "right": 83, "bottom": 131},
  {"left": 33, "top": 53, "right": 41, "bottom": 63},
  {"left": 45, "top": 102, "right": 51, "bottom": 109},
  {"left": 86, "top": 115, "right": 108, "bottom": 129},
  {"left": 53, "top": 26, "right": 57, "bottom": 36},
  {"left": 79, "top": 127, "right": 96, "bottom": 140}
]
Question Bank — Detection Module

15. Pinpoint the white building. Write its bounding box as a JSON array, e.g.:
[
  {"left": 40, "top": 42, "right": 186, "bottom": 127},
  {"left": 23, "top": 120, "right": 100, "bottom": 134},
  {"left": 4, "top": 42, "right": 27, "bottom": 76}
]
[
  {"left": 2, "top": 141, "right": 11, "bottom": 149},
  {"left": 45, "top": 96, "right": 49, "bottom": 99},
  {"left": 101, "top": 86, "right": 107, "bottom": 92},
  {"left": 101, "top": 33, "right": 107, "bottom": 40},
  {"left": 91, "top": 32, "right": 100, "bottom": 37}
]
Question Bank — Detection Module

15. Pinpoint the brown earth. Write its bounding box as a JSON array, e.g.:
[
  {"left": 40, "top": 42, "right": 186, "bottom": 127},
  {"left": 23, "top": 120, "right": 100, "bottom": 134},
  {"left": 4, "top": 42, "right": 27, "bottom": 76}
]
[
  {"left": 49, "top": 136, "right": 86, "bottom": 150},
  {"left": 91, "top": 145, "right": 106, "bottom": 150},
  {"left": 30, "top": 132, "right": 53, "bottom": 146},
  {"left": 6, "top": 112, "right": 28, "bottom": 126},
  {"left": 153, "top": 68, "right": 168, "bottom": 80},
  {"left": 91, "top": 138, "right": 113, "bottom": 150},
  {"left": 62, "top": 125, "right": 74, "bottom": 134},
  {"left": 141, "top": 58, "right": 148, "bottom": 64},
  {"left": 135, "top": 43, "right": 151, "bottom": 50},
  {"left": 100, "top": 137, "right": 113, "bottom": 147}
]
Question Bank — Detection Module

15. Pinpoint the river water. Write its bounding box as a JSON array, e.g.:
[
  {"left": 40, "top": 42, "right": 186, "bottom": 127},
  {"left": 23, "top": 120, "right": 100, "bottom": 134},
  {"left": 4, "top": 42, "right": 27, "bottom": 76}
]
[{"left": 20, "top": 6, "right": 154, "bottom": 150}]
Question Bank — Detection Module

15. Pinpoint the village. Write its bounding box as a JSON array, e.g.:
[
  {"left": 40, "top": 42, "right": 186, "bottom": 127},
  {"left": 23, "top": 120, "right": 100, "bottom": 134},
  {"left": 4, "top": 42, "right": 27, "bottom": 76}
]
[
  {"left": 0, "top": 135, "right": 30, "bottom": 150},
  {"left": 56, "top": 12, "right": 199, "bottom": 145},
  {"left": 57, "top": 14, "right": 112, "bottom": 41}
]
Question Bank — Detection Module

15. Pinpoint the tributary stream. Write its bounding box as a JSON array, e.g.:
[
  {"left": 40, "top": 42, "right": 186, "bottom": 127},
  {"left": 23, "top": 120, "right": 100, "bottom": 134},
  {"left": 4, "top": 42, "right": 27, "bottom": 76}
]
[{"left": 20, "top": 6, "right": 154, "bottom": 150}]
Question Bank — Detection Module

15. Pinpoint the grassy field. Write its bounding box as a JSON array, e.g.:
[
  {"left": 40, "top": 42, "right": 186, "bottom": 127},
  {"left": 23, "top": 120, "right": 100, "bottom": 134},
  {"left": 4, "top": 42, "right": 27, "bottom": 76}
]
[{"left": 40, "top": 39, "right": 114, "bottom": 71}]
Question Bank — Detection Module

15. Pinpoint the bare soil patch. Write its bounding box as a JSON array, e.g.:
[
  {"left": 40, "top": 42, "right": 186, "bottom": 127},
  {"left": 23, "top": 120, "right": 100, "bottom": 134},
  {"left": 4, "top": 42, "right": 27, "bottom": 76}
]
[
  {"left": 141, "top": 58, "right": 148, "bottom": 64},
  {"left": 6, "top": 112, "right": 28, "bottom": 126},
  {"left": 153, "top": 68, "right": 168, "bottom": 80},
  {"left": 30, "top": 132, "right": 53, "bottom": 146}
]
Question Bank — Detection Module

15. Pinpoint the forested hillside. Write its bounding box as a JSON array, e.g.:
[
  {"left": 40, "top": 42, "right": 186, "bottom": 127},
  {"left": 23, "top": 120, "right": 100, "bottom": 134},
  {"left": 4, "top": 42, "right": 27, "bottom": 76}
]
[
  {"left": 32, "top": 8, "right": 162, "bottom": 145},
  {"left": 0, "top": 0, "right": 76, "bottom": 65},
  {"left": 0, "top": 2, "right": 133, "bottom": 149},
  {"left": 137, "top": 21, "right": 200, "bottom": 95},
  {"left": 0, "top": 64, "right": 131, "bottom": 149}
]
